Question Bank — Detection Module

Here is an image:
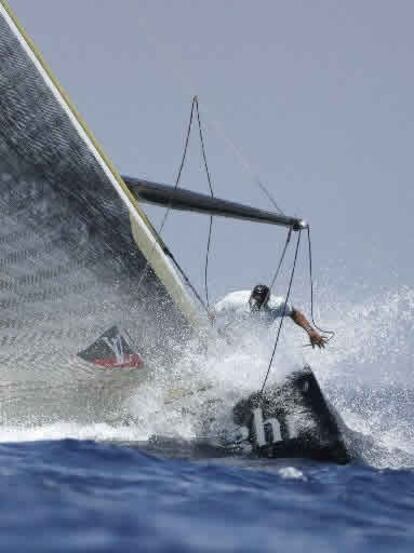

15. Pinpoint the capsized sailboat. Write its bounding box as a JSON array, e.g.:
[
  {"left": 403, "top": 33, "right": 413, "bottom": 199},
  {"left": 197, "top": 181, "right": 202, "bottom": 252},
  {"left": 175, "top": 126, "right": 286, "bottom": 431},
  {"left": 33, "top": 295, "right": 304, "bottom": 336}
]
[{"left": 0, "top": 1, "right": 349, "bottom": 462}]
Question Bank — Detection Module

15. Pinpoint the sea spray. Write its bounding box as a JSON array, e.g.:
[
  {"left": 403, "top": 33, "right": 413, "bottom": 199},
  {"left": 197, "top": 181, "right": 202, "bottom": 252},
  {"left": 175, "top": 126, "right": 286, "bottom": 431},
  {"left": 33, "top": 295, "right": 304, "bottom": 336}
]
[{"left": 0, "top": 286, "right": 413, "bottom": 469}]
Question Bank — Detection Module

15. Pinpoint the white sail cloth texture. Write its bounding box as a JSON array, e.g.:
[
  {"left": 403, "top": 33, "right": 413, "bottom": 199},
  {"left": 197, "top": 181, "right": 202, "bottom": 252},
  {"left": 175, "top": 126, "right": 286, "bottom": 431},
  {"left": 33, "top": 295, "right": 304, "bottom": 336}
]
[{"left": 0, "top": 4, "right": 194, "bottom": 422}]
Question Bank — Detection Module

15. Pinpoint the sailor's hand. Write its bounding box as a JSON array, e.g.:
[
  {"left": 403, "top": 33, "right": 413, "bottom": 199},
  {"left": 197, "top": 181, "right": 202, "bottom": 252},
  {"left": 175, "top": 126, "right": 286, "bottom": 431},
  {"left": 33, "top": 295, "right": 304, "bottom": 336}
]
[{"left": 308, "top": 330, "right": 327, "bottom": 349}]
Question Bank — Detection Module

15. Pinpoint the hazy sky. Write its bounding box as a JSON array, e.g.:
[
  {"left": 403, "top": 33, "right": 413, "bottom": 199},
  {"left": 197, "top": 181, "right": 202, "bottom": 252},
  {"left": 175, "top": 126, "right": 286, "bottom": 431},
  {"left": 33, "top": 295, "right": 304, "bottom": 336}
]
[{"left": 9, "top": 0, "right": 414, "bottom": 306}]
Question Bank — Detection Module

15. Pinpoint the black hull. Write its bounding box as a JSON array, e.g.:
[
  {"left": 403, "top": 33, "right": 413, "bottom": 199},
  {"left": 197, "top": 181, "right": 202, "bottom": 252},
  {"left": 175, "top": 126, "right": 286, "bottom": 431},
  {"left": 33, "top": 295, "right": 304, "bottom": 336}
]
[{"left": 231, "top": 366, "right": 350, "bottom": 464}]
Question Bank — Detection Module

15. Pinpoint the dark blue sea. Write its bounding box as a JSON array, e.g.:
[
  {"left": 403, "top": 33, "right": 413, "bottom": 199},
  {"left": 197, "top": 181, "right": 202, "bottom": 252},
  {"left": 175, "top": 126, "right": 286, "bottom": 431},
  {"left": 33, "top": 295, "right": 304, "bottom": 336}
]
[{"left": 0, "top": 436, "right": 413, "bottom": 552}]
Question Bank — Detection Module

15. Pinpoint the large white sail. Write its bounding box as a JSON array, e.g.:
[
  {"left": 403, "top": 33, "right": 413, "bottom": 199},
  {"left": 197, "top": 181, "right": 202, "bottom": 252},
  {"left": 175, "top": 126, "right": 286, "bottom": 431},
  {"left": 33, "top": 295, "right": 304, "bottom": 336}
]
[{"left": 0, "top": 1, "right": 201, "bottom": 422}]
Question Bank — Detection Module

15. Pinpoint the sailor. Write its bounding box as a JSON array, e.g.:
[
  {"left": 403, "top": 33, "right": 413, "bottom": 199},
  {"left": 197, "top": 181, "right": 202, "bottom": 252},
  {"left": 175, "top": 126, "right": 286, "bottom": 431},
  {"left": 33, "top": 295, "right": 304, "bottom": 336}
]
[{"left": 212, "top": 284, "right": 327, "bottom": 349}]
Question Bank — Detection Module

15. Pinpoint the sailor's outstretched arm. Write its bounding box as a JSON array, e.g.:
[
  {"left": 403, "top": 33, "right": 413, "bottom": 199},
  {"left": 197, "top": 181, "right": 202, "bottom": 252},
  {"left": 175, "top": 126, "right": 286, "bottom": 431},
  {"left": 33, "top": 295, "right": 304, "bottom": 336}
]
[{"left": 290, "top": 309, "right": 327, "bottom": 349}]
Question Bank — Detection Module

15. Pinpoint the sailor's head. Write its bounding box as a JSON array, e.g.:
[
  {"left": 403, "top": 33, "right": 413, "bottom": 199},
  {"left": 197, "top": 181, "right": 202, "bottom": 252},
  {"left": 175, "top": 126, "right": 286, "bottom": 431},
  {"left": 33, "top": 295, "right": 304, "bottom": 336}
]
[{"left": 249, "top": 284, "right": 270, "bottom": 311}]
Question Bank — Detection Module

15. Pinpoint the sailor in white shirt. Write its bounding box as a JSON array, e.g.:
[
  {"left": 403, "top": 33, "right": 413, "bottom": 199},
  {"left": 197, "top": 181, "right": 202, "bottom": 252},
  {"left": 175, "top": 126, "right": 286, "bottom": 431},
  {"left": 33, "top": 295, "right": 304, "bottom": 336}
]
[{"left": 213, "top": 284, "right": 326, "bottom": 349}]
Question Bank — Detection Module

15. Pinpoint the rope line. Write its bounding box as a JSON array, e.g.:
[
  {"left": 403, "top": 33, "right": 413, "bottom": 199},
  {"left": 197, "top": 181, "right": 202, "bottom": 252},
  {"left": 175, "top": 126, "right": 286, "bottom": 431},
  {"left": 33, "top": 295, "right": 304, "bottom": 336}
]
[
  {"left": 163, "top": 246, "right": 208, "bottom": 312},
  {"left": 204, "top": 217, "right": 213, "bottom": 308},
  {"left": 204, "top": 116, "right": 285, "bottom": 214},
  {"left": 260, "top": 230, "right": 302, "bottom": 393},
  {"left": 269, "top": 227, "right": 292, "bottom": 292},
  {"left": 306, "top": 226, "right": 335, "bottom": 341},
  {"left": 158, "top": 96, "right": 196, "bottom": 235},
  {"left": 134, "top": 96, "right": 216, "bottom": 314},
  {"left": 134, "top": 15, "right": 286, "bottom": 214},
  {"left": 254, "top": 178, "right": 285, "bottom": 215},
  {"left": 194, "top": 97, "right": 215, "bottom": 308},
  {"left": 133, "top": 98, "right": 205, "bottom": 310}
]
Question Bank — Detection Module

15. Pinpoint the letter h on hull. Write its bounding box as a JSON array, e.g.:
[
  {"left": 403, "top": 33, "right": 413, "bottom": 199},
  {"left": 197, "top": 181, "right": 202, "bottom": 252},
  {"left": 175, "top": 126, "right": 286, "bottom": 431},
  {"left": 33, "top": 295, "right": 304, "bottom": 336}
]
[{"left": 252, "top": 407, "right": 282, "bottom": 447}]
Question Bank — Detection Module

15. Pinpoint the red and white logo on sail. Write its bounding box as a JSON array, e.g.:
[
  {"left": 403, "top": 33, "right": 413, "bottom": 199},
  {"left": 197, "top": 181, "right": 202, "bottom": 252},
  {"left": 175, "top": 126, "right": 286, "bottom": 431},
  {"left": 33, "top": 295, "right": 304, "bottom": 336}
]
[{"left": 77, "top": 326, "right": 144, "bottom": 369}]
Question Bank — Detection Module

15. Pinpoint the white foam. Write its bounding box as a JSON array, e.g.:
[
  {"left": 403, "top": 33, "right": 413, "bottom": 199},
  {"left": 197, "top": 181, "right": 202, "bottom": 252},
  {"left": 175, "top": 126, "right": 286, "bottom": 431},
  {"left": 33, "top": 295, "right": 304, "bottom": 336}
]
[
  {"left": 0, "top": 422, "right": 148, "bottom": 444},
  {"left": 0, "top": 285, "right": 413, "bottom": 470},
  {"left": 278, "top": 467, "right": 307, "bottom": 480}
]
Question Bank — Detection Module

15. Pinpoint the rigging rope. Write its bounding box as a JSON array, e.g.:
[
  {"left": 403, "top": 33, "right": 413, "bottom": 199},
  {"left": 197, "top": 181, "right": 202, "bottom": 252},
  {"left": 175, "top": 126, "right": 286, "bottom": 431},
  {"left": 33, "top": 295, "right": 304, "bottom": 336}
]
[
  {"left": 306, "top": 226, "right": 335, "bottom": 342},
  {"left": 163, "top": 245, "right": 208, "bottom": 311},
  {"left": 260, "top": 229, "right": 302, "bottom": 393},
  {"left": 269, "top": 227, "right": 292, "bottom": 292},
  {"left": 133, "top": 97, "right": 209, "bottom": 313},
  {"left": 135, "top": 96, "right": 216, "bottom": 315},
  {"left": 260, "top": 226, "right": 335, "bottom": 393},
  {"left": 135, "top": 14, "right": 286, "bottom": 215},
  {"left": 203, "top": 115, "right": 285, "bottom": 215},
  {"left": 135, "top": 20, "right": 334, "bottom": 358},
  {"left": 194, "top": 96, "right": 215, "bottom": 308},
  {"left": 158, "top": 96, "right": 196, "bottom": 235},
  {"left": 253, "top": 177, "right": 285, "bottom": 215}
]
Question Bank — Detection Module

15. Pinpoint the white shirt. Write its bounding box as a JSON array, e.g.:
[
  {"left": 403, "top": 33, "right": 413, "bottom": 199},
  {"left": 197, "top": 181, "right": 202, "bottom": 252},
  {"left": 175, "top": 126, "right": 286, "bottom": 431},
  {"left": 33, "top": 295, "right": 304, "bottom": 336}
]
[{"left": 214, "top": 290, "right": 293, "bottom": 329}]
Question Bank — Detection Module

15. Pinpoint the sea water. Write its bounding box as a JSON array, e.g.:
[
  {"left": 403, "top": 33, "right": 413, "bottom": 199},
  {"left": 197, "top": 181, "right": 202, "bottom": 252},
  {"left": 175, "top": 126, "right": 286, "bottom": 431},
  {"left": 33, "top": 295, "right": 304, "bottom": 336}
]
[{"left": 0, "top": 286, "right": 413, "bottom": 551}]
